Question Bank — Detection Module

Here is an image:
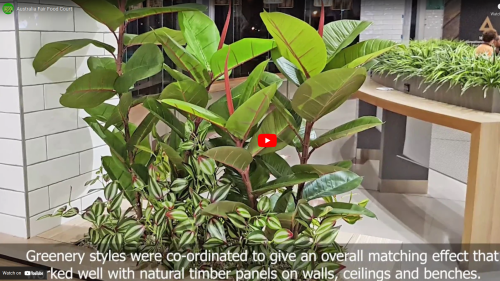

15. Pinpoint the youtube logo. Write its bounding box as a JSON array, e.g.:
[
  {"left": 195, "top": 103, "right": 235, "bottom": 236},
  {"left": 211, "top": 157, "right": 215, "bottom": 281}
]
[{"left": 258, "top": 134, "right": 277, "bottom": 148}]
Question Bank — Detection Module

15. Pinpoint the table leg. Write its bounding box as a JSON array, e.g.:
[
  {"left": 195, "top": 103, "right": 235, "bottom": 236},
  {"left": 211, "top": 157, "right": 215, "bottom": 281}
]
[
  {"left": 461, "top": 123, "right": 500, "bottom": 271},
  {"left": 356, "top": 100, "right": 381, "bottom": 164},
  {"left": 379, "top": 109, "right": 429, "bottom": 194}
]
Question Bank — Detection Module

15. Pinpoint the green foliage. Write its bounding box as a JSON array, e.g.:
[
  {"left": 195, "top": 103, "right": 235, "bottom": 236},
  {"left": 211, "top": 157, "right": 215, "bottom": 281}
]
[{"left": 372, "top": 39, "right": 500, "bottom": 93}]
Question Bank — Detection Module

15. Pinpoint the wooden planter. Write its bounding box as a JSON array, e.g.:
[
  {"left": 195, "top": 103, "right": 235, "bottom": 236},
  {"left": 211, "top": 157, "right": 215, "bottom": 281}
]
[{"left": 371, "top": 72, "right": 500, "bottom": 113}]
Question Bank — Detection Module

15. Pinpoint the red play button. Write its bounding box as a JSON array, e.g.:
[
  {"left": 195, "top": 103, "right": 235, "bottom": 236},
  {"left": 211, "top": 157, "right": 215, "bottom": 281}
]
[{"left": 258, "top": 134, "right": 277, "bottom": 148}]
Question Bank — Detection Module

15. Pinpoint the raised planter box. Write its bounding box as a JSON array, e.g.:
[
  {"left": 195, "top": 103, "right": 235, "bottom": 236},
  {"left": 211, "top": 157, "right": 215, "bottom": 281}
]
[{"left": 371, "top": 72, "right": 500, "bottom": 113}]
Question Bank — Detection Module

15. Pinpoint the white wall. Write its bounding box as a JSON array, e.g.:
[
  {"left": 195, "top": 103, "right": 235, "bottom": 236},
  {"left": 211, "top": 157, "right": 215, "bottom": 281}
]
[
  {"left": 0, "top": 1, "right": 116, "bottom": 238},
  {"left": 360, "top": 0, "right": 405, "bottom": 42}
]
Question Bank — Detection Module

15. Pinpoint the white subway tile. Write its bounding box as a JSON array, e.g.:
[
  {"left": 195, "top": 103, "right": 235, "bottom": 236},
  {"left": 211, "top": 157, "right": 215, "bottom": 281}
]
[
  {"left": 29, "top": 199, "right": 81, "bottom": 237},
  {"left": 22, "top": 85, "right": 44, "bottom": 112},
  {"left": 46, "top": 127, "right": 105, "bottom": 159},
  {"left": 27, "top": 153, "right": 80, "bottom": 190},
  {"left": 0, "top": 113, "right": 22, "bottom": 140},
  {"left": 25, "top": 137, "right": 47, "bottom": 165},
  {"left": 21, "top": 57, "right": 76, "bottom": 86},
  {"left": 0, "top": 31, "right": 17, "bottom": 59},
  {"left": 0, "top": 164, "right": 25, "bottom": 192},
  {"left": 41, "top": 32, "right": 105, "bottom": 56},
  {"left": 0, "top": 213, "right": 27, "bottom": 238},
  {"left": 0, "top": 86, "right": 20, "bottom": 113},
  {"left": 44, "top": 82, "right": 71, "bottom": 109},
  {"left": 103, "top": 33, "right": 118, "bottom": 54},
  {"left": 17, "top": 3, "right": 74, "bottom": 31},
  {"left": 49, "top": 172, "right": 100, "bottom": 208},
  {"left": 0, "top": 189, "right": 26, "bottom": 217},
  {"left": 24, "top": 108, "right": 78, "bottom": 139},
  {"left": 0, "top": 59, "right": 19, "bottom": 86},
  {"left": 81, "top": 190, "right": 105, "bottom": 210},
  {"left": 0, "top": 139, "right": 23, "bottom": 166},
  {"left": 74, "top": 7, "right": 108, "bottom": 32},
  {"left": 80, "top": 145, "right": 109, "bottom": 174},
  {"left": 19, "top": 31, "right": 41, "bottom": 58},
  {"left": 28, "top": 187, "right": 50, "bottom": 216},
  {"left": 75, "top": 56, "right": 90, "bottom": 78}
]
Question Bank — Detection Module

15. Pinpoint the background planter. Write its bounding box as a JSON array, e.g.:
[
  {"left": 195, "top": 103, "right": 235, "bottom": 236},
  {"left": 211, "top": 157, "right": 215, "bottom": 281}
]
[{"left": 371, "top": 72, "right": 500, "bottom": 113}]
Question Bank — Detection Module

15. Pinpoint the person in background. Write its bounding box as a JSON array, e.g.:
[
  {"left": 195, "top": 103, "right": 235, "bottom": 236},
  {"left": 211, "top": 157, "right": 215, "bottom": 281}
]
[{"left": 475, "top": 29, "right": 498, "bottom": 57}]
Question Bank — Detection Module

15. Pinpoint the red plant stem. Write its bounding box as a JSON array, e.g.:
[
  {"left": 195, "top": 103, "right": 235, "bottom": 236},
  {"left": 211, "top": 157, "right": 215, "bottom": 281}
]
[
  {"left": 218, "top": 0, "right": 232, "bottom": 50},
  {"left": 296, "top": 121, "right": 314, "bottom": 203},
  {"left": 241, "top": 168, "right": 256, "bottom": 209},
  {"left": 319, "top": 1, "right": 325, "bottom": 37},
  {"left": 224, "top": 47, "right": 235, "bottom": 115}
]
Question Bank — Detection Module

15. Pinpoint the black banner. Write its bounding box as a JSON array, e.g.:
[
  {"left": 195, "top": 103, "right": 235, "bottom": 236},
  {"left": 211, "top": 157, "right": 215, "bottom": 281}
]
[
  {"left": 459, "top": 0, "right": 500, "bottom": 43},
  {"left": 0, "top": 267, "right": 47, "bottom": 280}
]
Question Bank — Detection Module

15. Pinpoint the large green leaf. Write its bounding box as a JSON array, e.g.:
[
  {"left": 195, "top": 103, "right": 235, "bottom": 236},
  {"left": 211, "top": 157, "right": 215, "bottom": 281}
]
[
  {"left": 158, "top": 143, "right": 186, "bottom": 172},
  {"left": 114, "top": 44, "right": 163, "bottom": 93},
  {"left": 247, "top": 110, "right": 295, "bottom": 156},
  {"left": 322, "top": 20, "right": 372, "bottom": 61},
  {"left": 292, "top": 68, "right": 367, "bottom": 122},
  {"left": 291, "top": 164, "right": 347, "bottom": 176},
  {"left": 325, "top": 39, "right": 396, "bottom": 70},
  {"left": 87, "top": 57, "right": 117, "bottom": 71},
  {"left": 210, "top": 38, "right": 277, "bottom": 79},
  {"left": 226, "top": 83, "right": 277, "bottom": 140},
  {"left": 179, "top": 11, "right": 219, "bottom": 71},
  {"left": 271, "top": 48, "right": 305, "bottom": 86},
  {"left": 256, "top": 153, "right": 293, "bottom": 178},
  {"left": 163, "top": 64, "right": 192, "bottom": 82},
  {"left": 124, "top": 4, "right": 207, "bottom": 21},
  {"left": 60, "top": 70, "right": 117, "bottom": 109},
  {"left": 85, "top": 117, "right": 126, "bottom": 162},
  {"left": 84, "top": 103, "right": 116, "bottom": 122},
  {"left": 162, "top": 99, "right": 226, "bottom": 127},
  {"left": 160, "top": 80, "right": 209, "bottom": 107},
  {"left": 273, "top": 190, "right": 295, "bottom": 213},
  {"left": 124, "top": 27, "right": 185, "bottom": 46},
  {"left": 201, "top": 201, "right": 258, "bottom": 218},
  {"left": 72, "top": 0, "right": 124, "bottom": 31},
  {"left": 314, "top": 202, "right": 376, "bottom": 218},
  {"left": 203, "top": 147, "right": 253, "bottom": 171},
  {"left": 127, "top": 113, "right": 158, "bottom": 149},
  {"left": 154, "top": 29, "right": 211, "bottom": 86},
  {"left": 260, "top": 11, "right": 326, "bottom": 78},
  {"left": 102, "top": 156, "right": 135, "bottom": 205},
  {"left": 142, "top": 98, "right": 185, "bottom": 139},
  {"left": 302, "top": 171, "right": 363, "bottom": 201},
  {"left": 253, "top": 174, "right": 319, "bottom": 196},
  {"left": 33, "top": 39, "right": 115, "bottom": 73},
  {"left": 238, "top": 60, "right": 269, "bottom": 107},
  {"left": 311, "top": 116, "right": 383, "bottom": 148}
]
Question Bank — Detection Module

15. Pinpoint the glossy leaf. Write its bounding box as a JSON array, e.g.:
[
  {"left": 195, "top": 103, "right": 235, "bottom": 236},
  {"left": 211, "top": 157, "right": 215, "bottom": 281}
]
[
  {"left": 302, "top": 171, "right": 363, "bottom": 201},
  {"left": 291, "top": 68, "right": 367, "bottom": 122},
  {"left": 311, "top": 116, "right": 383, "bottom": 148},
  {"left": 124, "top": 4, "right": 206, "bottom": 21},
  {"left": 237, "top": 60, "right": 269, "bottom": 107},
  {"left": 271, "top": 48, "right": 305, "bottom": 86},
  {"left": 291, "top": 164, "right": 347, "bottom": 176},
  {"left": 261, "top": 11, "right": 326, "bottom": 78},
  {"left": 160, "top": 79, "right": 209, "bottom": 107},
  {"left": 124, "top": 27, "right": 186, "bottom": 46},
  {"left": 159, "top": 143, "right": 186, "bottom": 172},
  {"left": 154, "top": 29, "right": 211, "bottom": 86},
  {"left": 253, "top": 173, "right": 319, "bottom": 196},
  {"left": 84, "top": 103, "right": 116, "bottom": 122},
  {"left": 226, "top": 83, "right": 277, "bottom": 139},
  {"left": 202, "top": 201, "right": 258, "bottom": 218},
  {"left": 72, "top": 0, "right": 124, "bottom": 32},
  {"left": 163, "top": 63, "right": 192, "bottom": 82},
  {"left": 326, "top": 39, "right": 396, "bottom": 70},
  {"left": 322, "top": 20, "right": 372, "bottom": 60},
  {"left": 203, "top": 147, "right": 253, "bottom": 171},
  {"left": 161, "top": 99, "right": 226, "bottom": 127},
  {"left": 274, "top": 190, "right": 295, "bottom": 213},
  {"left": 314, "top": 202, "right": 376, "bottom": 218},
  {"left": 59, "top": 70, "right": 117, "bottom": 109},
  {"left": 247, "top": 110, "right": 295, "bottom": 156},
  {"left": 85, "top": 117, "right": 126, "bottom": 161},
  {"left": 210, "top": 38, "right": 277, "bottom": 79},
  {"left": 257, "top": 153, "right": 293, "bottom": 178},
  {"left": 333, "top": 160, "right": 353, "bottom": 170},
  {"left": 142, "top": 98, "right": 185, "bottom": 139},
  {"left": 127, "top": 113, "right": 158, "bottom": 149},
  {"left": 179, "top": 11, "right": 219, "bottom": 71},
  {"left": 114, "top": 44, "right": 163, "bottom": 93},
  {"left": 87, "top": 57, "right": 117, "bottom": 71}
]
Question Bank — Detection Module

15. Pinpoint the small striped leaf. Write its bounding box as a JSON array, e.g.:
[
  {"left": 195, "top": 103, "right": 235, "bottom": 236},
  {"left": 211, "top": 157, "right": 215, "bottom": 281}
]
[
  {"left": 98, "top": 235, "right": 112, "bottom": 253},
  {"left": 108, "top": 193, "right": 123, "bottom": 212},
  {"left": 211, "top": 185, "right": 231, "bottom": 203},
  {"left": 110, "top": 233, "right": 124, "bottom": 252},
  {"left": 123, "top": 224, "right": 145, "bottom": 242},
  {"left": 203, "top": 237, "right": 225, "bottom": 249},
  {"left": 295, "top": 234, "right": 314, "bottom": 248},
  {"left": 266, "top": 216, "right": 282, "bottom": 230},
  {"left": 154, "top": 208, "right": 167, "bottom": 225},
  {"left": 208, "top": 219, "right": 226, "bottom": 242},
  {"left": 273, "top": 228, "right": 293, "bottom": 244},
  {"left": 298, "top": 203, "right": 314, "bottom": 221},
  {"left": 227, "top": 213, "right": 247, "bottom": 229},
  {"left": 247, "top": 230, "right": 268, "bottom": 244},
  {"left": 89, "top": 228, "right": 100, "bottom": 245},
  {"left": 198, "top": 156, "right": 216, "bottom": 175},
  {"left": 236, "top": 207, "right": 251, "bottom": 219},
  {"left": 257, "top": 197, "right": 271, "bottom": 213},
  {"left": 170, "top": 178, "right": 188, "bottom": 193},
  {"left": 62, "top": 207, "right": 79, "bottom": 218},
  {"left": 174, "top": 219, "right": 195, "bottom": 234},
  {"left": 202, "top": 201, "right": 259, "bottom": 218},
  {"left": 179, "top": 231, "right": 195, "bottom": 248},
  {"left": 104, "top": 182, "right": 120, "bottom": 201},
  {"left": 91, "top": 198, "right": 105, "bottom": 216},
  {"left": 166, "top": 209, "right": 188, "bottom": 221},
  {"left": 148, "top": 176, "right": 163, "bottom": 200},
  {"left": 315, "top": 228, "right": 339, "bottom": 247}
]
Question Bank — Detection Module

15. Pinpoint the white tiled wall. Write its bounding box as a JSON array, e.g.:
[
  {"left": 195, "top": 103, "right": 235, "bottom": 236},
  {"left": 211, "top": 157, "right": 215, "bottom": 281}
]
[
  {"left": 360, "top": 0, "right": 405, "bottom": 42},
  {"left": 0, "top": 1, "right": 114, "bottom": 238}
]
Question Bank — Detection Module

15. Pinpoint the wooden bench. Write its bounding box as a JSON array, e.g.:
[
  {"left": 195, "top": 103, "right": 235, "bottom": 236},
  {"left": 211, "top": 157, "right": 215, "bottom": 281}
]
[{"left": 355, "top": 78, "right": 500, "bottom": 270}]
